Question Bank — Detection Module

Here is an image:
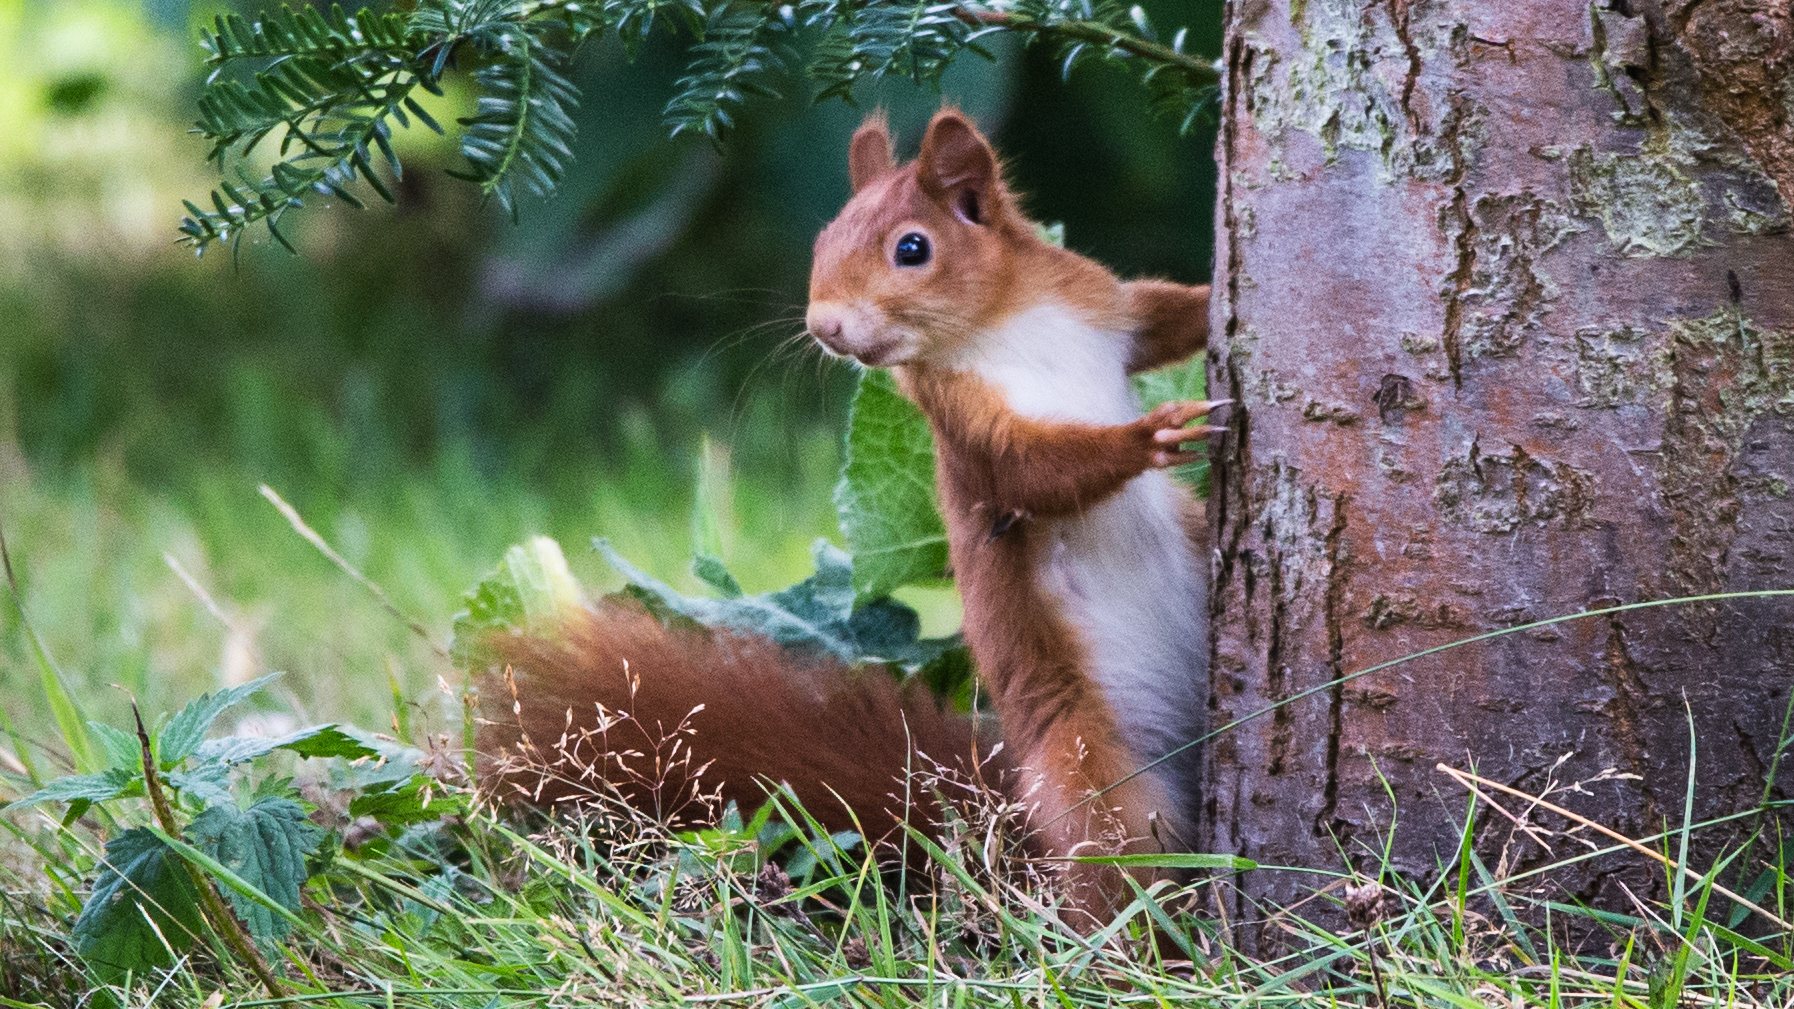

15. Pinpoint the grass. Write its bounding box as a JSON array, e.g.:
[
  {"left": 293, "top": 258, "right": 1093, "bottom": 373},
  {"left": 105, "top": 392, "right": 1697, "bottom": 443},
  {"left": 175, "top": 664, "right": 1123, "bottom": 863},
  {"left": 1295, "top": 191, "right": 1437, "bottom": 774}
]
[
  {"left": 0, "top": 419, "right": 844, "bottom": 744},
  {"left": 1, "top": 440, "right": 1792, "bottom": 1007},
  {"left": 1, "top": 705, "right": 1789, "bottom": 1008}
]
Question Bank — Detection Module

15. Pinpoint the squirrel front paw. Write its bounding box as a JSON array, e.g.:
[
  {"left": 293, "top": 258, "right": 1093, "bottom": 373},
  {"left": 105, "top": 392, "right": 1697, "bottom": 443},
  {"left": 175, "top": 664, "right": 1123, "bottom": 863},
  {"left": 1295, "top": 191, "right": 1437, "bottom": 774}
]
[{"left": 1140, "top": 400, "right": 1230, "bottom": 468}]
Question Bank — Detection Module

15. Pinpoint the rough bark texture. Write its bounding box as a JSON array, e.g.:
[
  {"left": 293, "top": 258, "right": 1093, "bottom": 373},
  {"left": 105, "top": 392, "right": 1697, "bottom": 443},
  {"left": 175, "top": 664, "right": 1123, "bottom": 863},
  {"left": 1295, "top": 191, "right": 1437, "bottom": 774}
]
[{"left": 1206, "top": 0, "right": 1793, "bottom": 937}]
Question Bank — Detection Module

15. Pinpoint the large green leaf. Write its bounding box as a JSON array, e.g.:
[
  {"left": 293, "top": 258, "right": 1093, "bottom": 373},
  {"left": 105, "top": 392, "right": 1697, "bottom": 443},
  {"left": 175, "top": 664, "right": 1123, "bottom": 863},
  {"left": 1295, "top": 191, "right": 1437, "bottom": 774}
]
[
  {"left": 158, "top": 672, "right": 283, "bottom": 766},
  {"left": 450, "top": 535, "right": 584, "bottom": 668},
  {"left": 72, "top": 828, "right": 205, "bottom": 981},
  {"left": 188, "top": 797, "right": 322, "bottom": 943},
  {"left": 834, "top": 370, "right": 949, "bottom": 601},
  {"left": 599, "top": 538, "right": 958, "bottom": 672}
]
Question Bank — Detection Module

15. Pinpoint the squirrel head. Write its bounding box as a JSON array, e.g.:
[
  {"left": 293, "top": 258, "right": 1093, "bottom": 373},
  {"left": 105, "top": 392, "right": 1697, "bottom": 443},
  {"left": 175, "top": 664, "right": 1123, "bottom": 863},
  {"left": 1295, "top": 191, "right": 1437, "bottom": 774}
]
[{"left": 806, "top": 109, "right": 1114, "bottom": 368}]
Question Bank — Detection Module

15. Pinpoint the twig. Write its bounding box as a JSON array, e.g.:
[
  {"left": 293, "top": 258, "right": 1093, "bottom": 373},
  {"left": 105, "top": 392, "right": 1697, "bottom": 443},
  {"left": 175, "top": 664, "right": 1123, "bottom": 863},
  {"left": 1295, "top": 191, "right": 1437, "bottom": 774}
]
[
  {"left": 952, "top": 6, "right": 1220, "bottom": 84},
  {"left": 1436, "top": 763, "right": 1792, "bottom": 931},
  {"left": 257, "top": 484, "right": 449, "bottom": 659},
  {"left": 133, "top": 703, "right": 288, "bottom": 998}
]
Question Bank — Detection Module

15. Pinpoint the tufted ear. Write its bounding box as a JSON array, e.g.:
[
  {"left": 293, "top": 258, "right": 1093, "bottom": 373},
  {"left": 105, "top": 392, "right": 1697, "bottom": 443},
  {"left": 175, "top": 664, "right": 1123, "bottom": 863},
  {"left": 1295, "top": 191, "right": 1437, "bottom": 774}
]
[
  {"left": 916, "top": 109, "right": 998, "bottom": 224},
  {"left": 847, "top": 113, "right": 896, "bottom": 193}
]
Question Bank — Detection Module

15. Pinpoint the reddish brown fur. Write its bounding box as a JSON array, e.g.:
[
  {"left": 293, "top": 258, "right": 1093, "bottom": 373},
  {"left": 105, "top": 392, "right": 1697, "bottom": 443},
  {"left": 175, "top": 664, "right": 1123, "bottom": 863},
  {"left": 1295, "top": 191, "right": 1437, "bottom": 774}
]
[
  {"left": 808, "top": 113, "right": 1128, "bottom": 366},
  {"left": 901, "top": 369, "right": 1193, "bottom": 519},
  {"left": 479, "top": 601, "right": 1003, "bottom": 837},
  {"left": 1124, "top": 280, "right": 1211, "bottom": 373}
]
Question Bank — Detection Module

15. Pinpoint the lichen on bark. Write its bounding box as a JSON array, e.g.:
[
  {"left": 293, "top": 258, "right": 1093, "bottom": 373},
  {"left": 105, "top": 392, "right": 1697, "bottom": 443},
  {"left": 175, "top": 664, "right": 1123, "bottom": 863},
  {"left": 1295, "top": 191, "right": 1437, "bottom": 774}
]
[
  {"left": 1447, "top": 192, "right": 1582, "bottom": 360},
  {"left": 1432, "top": 442, "right": 1595, "bottom": 535},
  {"left": 1569, "top": 146, "right": 1707, "bottom": 257},
  {"left": 1659, "top": 309, "right": 1794, "bottom": 596},
  {"left": 1243, "top": 0, "right": 1470, "bottom": 180}
]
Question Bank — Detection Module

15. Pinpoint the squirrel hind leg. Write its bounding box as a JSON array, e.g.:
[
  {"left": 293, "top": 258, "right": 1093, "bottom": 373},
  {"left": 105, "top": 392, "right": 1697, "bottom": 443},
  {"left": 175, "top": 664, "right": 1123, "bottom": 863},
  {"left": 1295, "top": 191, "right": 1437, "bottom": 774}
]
[{"left": 1009, "top": 699, "right": 1191, "bottom": 932}]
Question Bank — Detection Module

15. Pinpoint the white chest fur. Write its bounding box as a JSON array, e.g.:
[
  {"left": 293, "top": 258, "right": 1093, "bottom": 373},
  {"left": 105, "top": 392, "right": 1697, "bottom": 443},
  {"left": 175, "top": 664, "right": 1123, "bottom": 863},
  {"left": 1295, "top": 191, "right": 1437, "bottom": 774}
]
[{"left": 954, "top": 304, "right": 1208, "bottom": 816}]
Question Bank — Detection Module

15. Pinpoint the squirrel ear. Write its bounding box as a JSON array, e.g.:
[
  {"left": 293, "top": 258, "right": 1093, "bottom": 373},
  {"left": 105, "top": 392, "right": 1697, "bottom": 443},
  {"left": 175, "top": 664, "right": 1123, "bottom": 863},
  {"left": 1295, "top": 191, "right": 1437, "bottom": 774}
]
[
  {"left": 917, "top": 110, "right": 997, "bottom": 224},
  {"left": 847, "top": 113, "right": 896, "bottom": 193}
]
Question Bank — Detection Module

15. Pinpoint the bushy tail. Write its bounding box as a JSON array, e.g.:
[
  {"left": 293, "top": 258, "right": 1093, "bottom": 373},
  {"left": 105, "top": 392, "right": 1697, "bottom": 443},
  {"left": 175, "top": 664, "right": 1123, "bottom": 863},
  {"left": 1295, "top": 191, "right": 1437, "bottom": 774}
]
[{"left": 477, "top": 601, "right": 1003, "bottom": 837}]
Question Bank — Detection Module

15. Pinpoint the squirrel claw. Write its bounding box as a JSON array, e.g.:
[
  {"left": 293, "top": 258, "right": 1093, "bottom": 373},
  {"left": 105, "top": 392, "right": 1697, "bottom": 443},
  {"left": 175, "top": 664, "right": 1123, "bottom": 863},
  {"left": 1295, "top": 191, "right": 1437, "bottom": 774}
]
[
  {"left": 1153, "top": 424, "right": 1223, "bottom": 446},
  {"left": 1153, "top": 450, "right": 1206, "bottom": 467}
]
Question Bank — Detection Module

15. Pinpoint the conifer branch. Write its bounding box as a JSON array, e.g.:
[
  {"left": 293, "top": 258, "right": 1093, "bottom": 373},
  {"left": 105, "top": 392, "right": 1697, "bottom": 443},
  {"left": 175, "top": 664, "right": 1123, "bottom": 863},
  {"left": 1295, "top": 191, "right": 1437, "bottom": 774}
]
[{"left": 176, "top": 0, "right": 1216, "bottom": 252}]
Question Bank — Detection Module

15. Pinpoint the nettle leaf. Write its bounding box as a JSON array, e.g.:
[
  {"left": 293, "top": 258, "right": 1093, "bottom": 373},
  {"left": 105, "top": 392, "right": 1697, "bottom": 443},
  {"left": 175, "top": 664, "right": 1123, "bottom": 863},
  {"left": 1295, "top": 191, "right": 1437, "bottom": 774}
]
[
  {"left": 834, "top": 370, "right": 949, "bottom": 601},
  {"left": 10, "top": 768, "right": 140, "bottom": 809},
  {"left": 159, "top": 672, "right": 283, "bottom": 766},
  {"left": 87, "top": 721, "right": 144, "bottom": 771},
  {"left": 691, "top": 554, "right": 744, "bottom": 597},
  {"left": 599, "top": 538, "right": 958, "bottom": 671},
  {"left": 194, "top": 724, "right": 380, "bottom": 767},
  {"left": 168, "top": 763, "right": 235, "bottom": 808},
  {"left": 73, "top": 828, "right": 205, "bottom": 982},
  {"left": 188, "top": 797, "right": 323, "bottom": 943},
  {"left": 1132, "top": 354, "right": 1206, "bottom": 408},
  {"left": 451, "top": 535, "right": 584, "bottom": 668}
]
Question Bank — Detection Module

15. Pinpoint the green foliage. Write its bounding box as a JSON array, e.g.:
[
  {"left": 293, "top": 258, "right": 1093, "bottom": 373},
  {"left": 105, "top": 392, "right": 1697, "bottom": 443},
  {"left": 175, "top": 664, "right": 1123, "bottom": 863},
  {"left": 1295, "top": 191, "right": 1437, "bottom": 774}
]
[
  {"left": 4, "top": 673, "right": 454, "bottom": 982},
  {"left": 834, "top": 370, "right": 948, "bottom": 602},
  {"left": 599, "top": 537, "right": 960, "bottom": 673},
  {"left": 430, "top": 12, "right": 580, "bottom": 217},
  {"left": 9, "top": 769, "right": 141, "bottom": 809},
  {"left": 1007, "top": 0, "right": 1219, "bottom": 132},
  {"left": 188, "top": 797, "right": 324, "bottom": 942},
  {"left": 196, "top": 724, "right": 386, "bottom": 765},
  {"left": 180, "top": 0, "right": 1218, "bottom": 251},
  {"left": 70, "top": 828, "right": 207, "bottom": 982},
  {"left": 449, "top": 535, "right": 585, "bottom": 667},
  {"left": 665, "top": 5, "right": 793, "bottom": 140},
  {"left": 181, "top": 4, "right": 430, "bottom": 251},
  {"left": 807, "top": 0, "right": 993, "bottom": 103},
  {"left": 160, "top": 673, "right": 286, "bottom": 766}
]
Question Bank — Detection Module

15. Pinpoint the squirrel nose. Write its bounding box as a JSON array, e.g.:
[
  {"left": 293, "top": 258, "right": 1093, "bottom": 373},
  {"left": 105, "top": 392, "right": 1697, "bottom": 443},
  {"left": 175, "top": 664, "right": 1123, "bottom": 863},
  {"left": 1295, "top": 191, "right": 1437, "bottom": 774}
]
[{"left": 807, "top": 311, "right": 847, "bottom": 353}]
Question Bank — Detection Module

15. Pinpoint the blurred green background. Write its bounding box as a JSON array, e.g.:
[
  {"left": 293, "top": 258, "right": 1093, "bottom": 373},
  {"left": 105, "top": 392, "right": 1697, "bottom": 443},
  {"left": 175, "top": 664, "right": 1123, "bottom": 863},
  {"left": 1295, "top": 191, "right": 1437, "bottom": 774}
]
[{"left": 0, "top": 0, "right": 1220, "bottom": 755}]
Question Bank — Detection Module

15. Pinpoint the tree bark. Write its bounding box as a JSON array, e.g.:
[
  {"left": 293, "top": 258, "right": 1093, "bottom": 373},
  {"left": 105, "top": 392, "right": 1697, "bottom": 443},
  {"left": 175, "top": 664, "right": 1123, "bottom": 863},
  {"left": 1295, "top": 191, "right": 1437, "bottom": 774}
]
[{"left": 1205, "top": 0, "right": 1793, "bottom": 936}]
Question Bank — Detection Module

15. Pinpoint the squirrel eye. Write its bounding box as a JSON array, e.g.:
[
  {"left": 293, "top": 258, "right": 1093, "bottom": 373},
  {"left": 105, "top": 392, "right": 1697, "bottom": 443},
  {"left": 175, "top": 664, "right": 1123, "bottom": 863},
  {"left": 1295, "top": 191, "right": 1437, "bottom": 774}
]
[{"left": 893, "top": 232, "right": 931, "bottom": 267}]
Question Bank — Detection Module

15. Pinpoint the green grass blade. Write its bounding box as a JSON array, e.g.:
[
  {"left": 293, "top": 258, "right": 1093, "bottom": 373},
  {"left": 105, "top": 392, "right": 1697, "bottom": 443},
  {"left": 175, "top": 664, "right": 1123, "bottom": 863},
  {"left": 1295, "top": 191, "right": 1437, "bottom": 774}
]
[{"left": 0, "top": 524, "right": 96, "bottom": 773}]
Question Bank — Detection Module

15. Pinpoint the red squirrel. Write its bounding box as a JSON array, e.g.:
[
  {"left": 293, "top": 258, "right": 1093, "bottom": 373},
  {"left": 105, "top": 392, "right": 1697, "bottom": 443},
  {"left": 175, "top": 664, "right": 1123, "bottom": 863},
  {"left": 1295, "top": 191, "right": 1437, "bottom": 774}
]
[{"left": 481, "top": 109, "right": 1216, "bottom": 926}]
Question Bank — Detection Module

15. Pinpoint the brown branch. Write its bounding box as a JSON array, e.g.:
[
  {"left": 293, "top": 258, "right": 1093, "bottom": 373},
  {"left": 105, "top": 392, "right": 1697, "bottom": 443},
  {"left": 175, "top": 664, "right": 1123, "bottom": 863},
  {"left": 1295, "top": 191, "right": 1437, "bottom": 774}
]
[{"left": 134, "top": 704, "right": 289, "bottom": 999}]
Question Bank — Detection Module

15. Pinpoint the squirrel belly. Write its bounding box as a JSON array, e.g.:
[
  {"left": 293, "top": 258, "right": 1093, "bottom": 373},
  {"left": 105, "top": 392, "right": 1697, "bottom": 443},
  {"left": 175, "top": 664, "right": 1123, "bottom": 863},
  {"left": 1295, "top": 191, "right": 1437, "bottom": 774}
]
[
  {"left": 899, "top": 306, "right": 1208, "bottom": 922},
  {"left": 477, "top": 601, "right": 1005, "bottom": 836},
  {"left": 931, "top": 301, "right": 1208, "bottom": 833}
]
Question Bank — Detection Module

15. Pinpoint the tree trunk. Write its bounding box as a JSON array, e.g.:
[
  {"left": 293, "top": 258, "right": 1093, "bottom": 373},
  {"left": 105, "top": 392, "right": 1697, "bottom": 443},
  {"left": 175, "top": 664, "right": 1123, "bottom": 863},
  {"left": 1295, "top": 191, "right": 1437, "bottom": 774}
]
[{"left": 1205, "top": 0, "right": 1794, "bottom": 934}]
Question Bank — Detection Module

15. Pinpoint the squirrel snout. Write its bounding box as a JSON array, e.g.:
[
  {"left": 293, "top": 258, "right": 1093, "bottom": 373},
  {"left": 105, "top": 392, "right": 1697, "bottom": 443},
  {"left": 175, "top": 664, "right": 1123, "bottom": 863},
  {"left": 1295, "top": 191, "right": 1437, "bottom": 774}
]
[
  {"left": 806, "top": 302, "right": 909, "bottom": 365},
  {"left": 807, "top": 314, "right": 847, "bottom": 354}
]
